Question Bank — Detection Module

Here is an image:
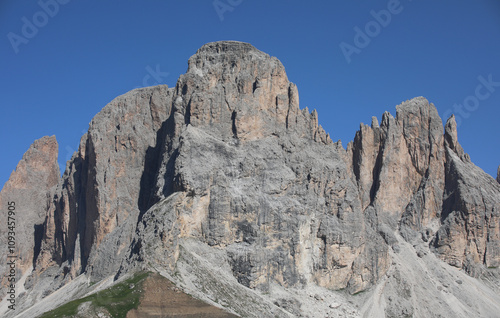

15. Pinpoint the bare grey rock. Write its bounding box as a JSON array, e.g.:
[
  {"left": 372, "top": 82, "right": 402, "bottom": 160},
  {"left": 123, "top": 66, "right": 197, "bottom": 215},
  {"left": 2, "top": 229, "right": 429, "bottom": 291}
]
[
  {"left": 36, "top": 85, "right": 173, "bottom": 283},
  {"left": 430, "top": 116, "right": 500, "bottom": 273},
  {"left": 2, "top": 41, "right": 500, "bottom": 318},
  {"left": 0, "top": 136, "right": 59, "bottom": 299},
  {"left": 130, "top": 41, "right": 388, "bottom": 294}
]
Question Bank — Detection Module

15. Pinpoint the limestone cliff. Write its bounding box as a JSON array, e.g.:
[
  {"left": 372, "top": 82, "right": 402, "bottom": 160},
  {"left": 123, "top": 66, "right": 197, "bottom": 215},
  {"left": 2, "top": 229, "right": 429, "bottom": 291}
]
[
  {"left": 36, "top": 85, "right": 173, "bottom": 283},
  {"left": 1, "top": 41, "right": 499, "bottom": 318},
  {"left": 129, "top": 41, "right": 387, "bottom": 295},
  {"left": 0, "top": 136, "right": 59, "bottom": 297},
  {"left": 431, "top": 116, "right": 500, "bottom": 273}
]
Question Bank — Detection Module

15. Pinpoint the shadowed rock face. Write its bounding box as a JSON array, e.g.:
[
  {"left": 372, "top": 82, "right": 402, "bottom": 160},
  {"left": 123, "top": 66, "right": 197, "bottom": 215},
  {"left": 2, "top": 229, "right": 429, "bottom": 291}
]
[{"left": 1, "top": 41, "right": 499, "bottom": 317}]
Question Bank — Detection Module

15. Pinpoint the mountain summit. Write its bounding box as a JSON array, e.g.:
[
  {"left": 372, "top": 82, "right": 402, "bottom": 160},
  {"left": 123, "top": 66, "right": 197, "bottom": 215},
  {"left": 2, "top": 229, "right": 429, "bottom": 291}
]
[{"left": 1, "top": 41, "right": 499, "bottom": 318}]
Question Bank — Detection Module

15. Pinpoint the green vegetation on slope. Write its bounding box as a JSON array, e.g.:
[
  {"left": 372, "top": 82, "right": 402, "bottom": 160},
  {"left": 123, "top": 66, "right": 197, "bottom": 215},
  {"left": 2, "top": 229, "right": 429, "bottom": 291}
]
[{"left": 40, "top": 271, "right": 150, "bottom": 318}]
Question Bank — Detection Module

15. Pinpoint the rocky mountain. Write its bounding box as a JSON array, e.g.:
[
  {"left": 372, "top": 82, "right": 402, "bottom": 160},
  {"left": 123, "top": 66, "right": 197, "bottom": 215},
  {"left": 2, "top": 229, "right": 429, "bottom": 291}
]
[
  {"left": 1, "top": 41, "right": 499, "bottom": 318},
  {"left": 0, "top": 136, "right": 59, "bottom": 281}
]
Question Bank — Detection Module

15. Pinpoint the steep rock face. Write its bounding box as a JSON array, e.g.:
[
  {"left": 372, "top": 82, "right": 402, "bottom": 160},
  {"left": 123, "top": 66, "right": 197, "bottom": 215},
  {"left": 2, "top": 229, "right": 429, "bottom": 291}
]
[
  {"left": 36, "top": 85, "right": 174, "bottom": 281},
  {"left": 350, "top": 97, "right": 444, "bottom": 229},
  {"left": 348, "top": 96, "right": 500, "bottom": 276},
  {"left": 395, "top": 99, "right": 446, "bottom": 236},
  {"left": 2, "top": 41, "right": 500, "bottom": 318},
  {"left": 430, "top": 116, "right": 500, "bottom": 273},
  {"left": 0, "top": 136, "right": 59, "bottom": 293},
  {"left": 130, "top": 41, "right": 388, "bottom": 294}
]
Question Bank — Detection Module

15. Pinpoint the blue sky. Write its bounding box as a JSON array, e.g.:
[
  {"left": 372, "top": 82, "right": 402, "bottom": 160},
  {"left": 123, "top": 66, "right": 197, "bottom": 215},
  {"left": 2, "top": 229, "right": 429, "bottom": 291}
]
[{"left": 1, "top": 0, "right": 499, "bottom": 188}]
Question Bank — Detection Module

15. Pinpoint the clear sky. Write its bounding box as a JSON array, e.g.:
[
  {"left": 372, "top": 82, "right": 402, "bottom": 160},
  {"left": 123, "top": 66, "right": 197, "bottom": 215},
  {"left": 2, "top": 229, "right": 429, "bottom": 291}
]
[{"left": 1, "top": 0, "right": 499, "bottom": 189}]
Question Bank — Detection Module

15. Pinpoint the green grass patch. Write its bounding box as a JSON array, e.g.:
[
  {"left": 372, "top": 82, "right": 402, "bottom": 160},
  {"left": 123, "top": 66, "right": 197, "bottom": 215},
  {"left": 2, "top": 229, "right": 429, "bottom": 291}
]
[{"left": 40, "top": 271, "right": 150, "bottom": 318}]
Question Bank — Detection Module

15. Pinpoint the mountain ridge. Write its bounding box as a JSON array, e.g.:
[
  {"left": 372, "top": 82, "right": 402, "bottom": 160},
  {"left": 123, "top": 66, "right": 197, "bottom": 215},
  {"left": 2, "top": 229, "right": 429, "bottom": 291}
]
[{"left": 1, "top": 41, "right": 499, "bottom": 318}]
